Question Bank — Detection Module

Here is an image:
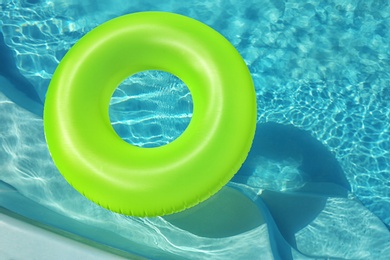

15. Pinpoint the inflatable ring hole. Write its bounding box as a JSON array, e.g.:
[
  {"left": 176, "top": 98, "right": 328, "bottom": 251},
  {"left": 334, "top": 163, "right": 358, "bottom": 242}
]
[{"left": 109, "top": 70, "right": 193, "bottom": 148}]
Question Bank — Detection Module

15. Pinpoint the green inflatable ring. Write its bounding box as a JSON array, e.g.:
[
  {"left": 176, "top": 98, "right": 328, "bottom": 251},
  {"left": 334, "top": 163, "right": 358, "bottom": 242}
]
[{"left": 44, "top": 12, "right": 256, "bottom": 217}]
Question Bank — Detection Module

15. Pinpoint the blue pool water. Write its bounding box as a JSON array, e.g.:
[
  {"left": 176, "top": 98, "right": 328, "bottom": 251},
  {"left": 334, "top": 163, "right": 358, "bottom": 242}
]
[{"left": 1, "top": 0, "right": 390, "bottom": 259}]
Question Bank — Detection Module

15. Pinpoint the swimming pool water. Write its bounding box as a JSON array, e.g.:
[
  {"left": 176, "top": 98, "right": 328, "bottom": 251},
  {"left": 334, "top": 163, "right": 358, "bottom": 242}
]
[
  {"left": 1, "top": 0, "right": 390, "bottom": 259},
  {"left": 109, "top": 70, "right": 193, "bottom": 148}
]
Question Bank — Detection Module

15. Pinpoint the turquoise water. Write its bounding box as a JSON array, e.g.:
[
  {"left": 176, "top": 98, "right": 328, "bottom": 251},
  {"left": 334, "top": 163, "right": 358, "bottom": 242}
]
[
  {"left": 110, "top": 70, "right": 193, "bottom": 148},
  {"left": 1, "top": 0, "right": 390, "bottom": 259}
]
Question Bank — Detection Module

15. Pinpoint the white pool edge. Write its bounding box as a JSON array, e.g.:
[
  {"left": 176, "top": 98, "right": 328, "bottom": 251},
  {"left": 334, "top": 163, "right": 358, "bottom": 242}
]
[{"left": 0, "top": 210, "right": 138, "bottom": 260}]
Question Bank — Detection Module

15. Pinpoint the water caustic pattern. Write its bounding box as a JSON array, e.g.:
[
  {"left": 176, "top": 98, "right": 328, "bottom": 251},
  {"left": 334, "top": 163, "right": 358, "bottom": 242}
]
[
  {"left": 109, "top": 71, "right": 193, "bottom": 148},
  {"left": 1, "top": 0, "right": 390, "bottom": 259}
]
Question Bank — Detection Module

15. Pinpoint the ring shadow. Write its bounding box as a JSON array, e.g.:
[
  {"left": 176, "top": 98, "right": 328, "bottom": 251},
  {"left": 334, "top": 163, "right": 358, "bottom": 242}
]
[{"left": 166, "top": 122, "right": 351, "bottom": 259}]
